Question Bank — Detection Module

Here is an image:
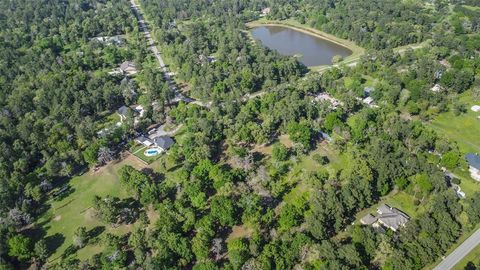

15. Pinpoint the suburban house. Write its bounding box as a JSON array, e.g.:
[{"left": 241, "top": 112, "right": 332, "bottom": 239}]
[
  {"left": 117, "top": 105, "right": 145, "bottom": 124},
  {"left": 363, "top": 96, "right": 374, "bottom": 105},
  {"left": 120, "top": 61, "right": 138, "bottom": 75},
  {"left": 430, "top": 84, "right": 442, "bottom": 92},
  {"left": 313, "top": 93, "right": 343, "bottom": 108},
  {"left": 152, "top": 136, "right": 175, "bottom": 151},
  {"left": 135, "top": 135, "right": 175, "bottom": 152},
  {"left": 109, "top": 61, "right": 137, "bottom": 76},
  {"left": 135, "top": 136, "right": 153, "bottom": 147},
  {"left": 117, "top": 105, "right": 130, "bottom": 121},
  {"left": 91, "top": 35, "right": 125, "bottom": 46},
  {"left": 360, "top": 204, "right": 410, "bottom": 231},
  {"left": 261, "top": 7, "right": 271, "bottom": 16},
  {"left": 471, "top": 105, "right": 480, "bottom": 112},
  {"left": 466, "top": 153, "right": 480, "bottom": 181}
]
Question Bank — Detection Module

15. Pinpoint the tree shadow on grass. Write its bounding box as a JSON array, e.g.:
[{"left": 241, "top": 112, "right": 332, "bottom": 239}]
[
  {"left": 45, "top": 233, "right": 66, "bottom": 254},
  {"left": 141, "top": 168, "right": 165, "bottom": 183},
  {"left": 88, "top": 226, "right": 106, "bottom": 240}
]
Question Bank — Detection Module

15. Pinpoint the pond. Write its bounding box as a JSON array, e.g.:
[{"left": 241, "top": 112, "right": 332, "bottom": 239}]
[{"left": 251, "top": 25, "right": 352, "bottom": 66}]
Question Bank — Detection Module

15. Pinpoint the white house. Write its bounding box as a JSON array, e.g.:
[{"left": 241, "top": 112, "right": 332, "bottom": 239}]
[
  {"left": 471, "top": 105, "right": 480, "bottom": 112},
  {"left": 430, "top": 84, "right": 442, "bottom": 92}
]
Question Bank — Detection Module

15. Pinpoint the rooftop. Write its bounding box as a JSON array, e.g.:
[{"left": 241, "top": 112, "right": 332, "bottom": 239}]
[
  {"left": 117, "top": 105, "right": 129, "bottom": 117},
  {"left": 153, "top": 136, "right": 174, "bottom": 150},
  {"left": 376, "top": 204, "right": 409, "bottom": 231},
  {"left": 360, "top": 213, "right": 377, "bottom": 225},
  {"left": 466, "top": 153, "right": 480, "bottom": 170}
]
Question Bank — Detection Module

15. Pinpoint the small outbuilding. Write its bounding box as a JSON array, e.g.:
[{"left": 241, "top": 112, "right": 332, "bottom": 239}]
[{"left": 471, "top": 105, "right": 480, "bottom": 112}]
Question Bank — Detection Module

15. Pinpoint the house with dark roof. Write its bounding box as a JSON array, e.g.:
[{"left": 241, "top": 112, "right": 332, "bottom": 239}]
[
  {"left": 135, "top": 135, "right": 174, "bottom": 152},
  {"left": 466, "top": 153, "right": 480, "bottom": 181},
  {"left": 152, "top": 136, "right": 174, "bottom": 152},
  {"left": 117, "top": 105, "right": 130, "bottom": 121},
  {"left": 360, "top": 204, "right": 410, "bottom": 232}
]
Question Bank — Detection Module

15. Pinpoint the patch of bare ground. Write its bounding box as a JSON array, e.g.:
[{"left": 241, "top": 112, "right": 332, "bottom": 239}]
[
  {"left": 227, "top": 225, "right": 254, "bottom": 242},
  {"left": 252, "top": 134, "right": 293, "bottom": 155},
  {"left": 146, "top": 205, "right": 159, "bottom": 229}
]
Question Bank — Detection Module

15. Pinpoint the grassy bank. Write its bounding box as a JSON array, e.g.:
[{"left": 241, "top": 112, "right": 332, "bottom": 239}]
[{"left": 246, "top": 18, "right": 365, "bottom": 70}]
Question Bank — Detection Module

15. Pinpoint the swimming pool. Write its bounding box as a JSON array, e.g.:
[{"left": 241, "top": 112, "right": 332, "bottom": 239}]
[{"left": 144, "top": 148, "right": 162, "bottom": 157}]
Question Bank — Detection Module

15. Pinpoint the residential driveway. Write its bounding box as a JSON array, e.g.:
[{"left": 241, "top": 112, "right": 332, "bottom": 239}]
[{"left": 433, "top": 228, "right": 480, "bottom": 270}]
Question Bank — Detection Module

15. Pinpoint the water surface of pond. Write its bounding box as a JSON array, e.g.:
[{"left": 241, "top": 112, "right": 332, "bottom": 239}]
[{"left": 251, "top": 25, "right": 352, "bottom": 66}]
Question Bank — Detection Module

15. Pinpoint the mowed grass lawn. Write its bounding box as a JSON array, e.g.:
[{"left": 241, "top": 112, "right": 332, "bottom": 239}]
[
  {"left": 453, "top": 242, "right": 480, "bottom": 270},
  {"left": 429, "top": 91, "right": 480, "bottom": 154},
  {"left": 36, "top": 157, "right": 144, "bottom": 262}
]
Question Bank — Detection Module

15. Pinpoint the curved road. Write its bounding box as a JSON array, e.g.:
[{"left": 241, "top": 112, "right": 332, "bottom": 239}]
[{"left": 433, "top": 228, "right": 480, "bottom": 270}]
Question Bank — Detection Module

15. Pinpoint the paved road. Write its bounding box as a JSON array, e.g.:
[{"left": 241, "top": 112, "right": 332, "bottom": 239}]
[
  {"left": 433, "top": 228, "right": 480, "bottom": 270},
  {"left": 129, "top": 0, "right": 205, "bottom": 106}
]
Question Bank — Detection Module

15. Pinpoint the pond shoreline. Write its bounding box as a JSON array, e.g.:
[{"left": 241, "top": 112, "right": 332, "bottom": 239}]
[{"left": 246, "top": 19, "right": 365, "bottom": 68}]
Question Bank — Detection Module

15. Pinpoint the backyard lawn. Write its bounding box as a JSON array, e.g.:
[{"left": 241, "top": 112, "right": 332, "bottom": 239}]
[
  {"left": 130, "top": 143, "right": 162, "bottom": 164},
  {"left": 429, "top": 91, "right": 480, "bottom": 154},
  {"left": 453, "top": 242, "right": 480, "bottom": 270},
  {"left": 35, "top": 156, "right": 144, "bottom": 262}
]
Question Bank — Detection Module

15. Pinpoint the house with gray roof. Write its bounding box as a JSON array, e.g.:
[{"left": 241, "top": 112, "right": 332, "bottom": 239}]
[
  {"left": 117, "top": 105, "right": 130, "bottom": 121},
  {"left": 466, "top": 153, "right": 480, "bottom": 181},
  {"left": 135, "top": 136, "right": 153, "bottom": 147},
  {"left": 360, "top": 204, "right": 410, "bottom": 232},
  {"left": 152, "top": 136, "right": 174, "bottom": 151},
  {"left": 376, "top": 204, "right": 409, "bottom": 231},
  {"left": 360, "top": 213, "right": 377, "bottom": 225}
]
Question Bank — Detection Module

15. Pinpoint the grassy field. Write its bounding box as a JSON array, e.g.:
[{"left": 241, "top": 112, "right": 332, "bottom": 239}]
[
  {"left": 35, "top": 155, "right": 148, "bottom": 262},
  {"left": 245, "top": 18, "right": 365, "bottom": 70},
  {"left": 429, "top": 91, "right": 480, "bottom": 154},
  {"left": 453, "top": 242, "right": 480, "bottom": 270}
]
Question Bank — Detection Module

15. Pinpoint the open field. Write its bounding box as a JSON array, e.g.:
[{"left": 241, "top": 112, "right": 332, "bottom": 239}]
[
  {"left": 35, "top": 154, "right": 148, "bottom": 262},
  {"left": 245, "top": 18, "right": 365, "bottom": 70},
  {"left": 428, "top": 91, "right": 480, "bottom": 154}
]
